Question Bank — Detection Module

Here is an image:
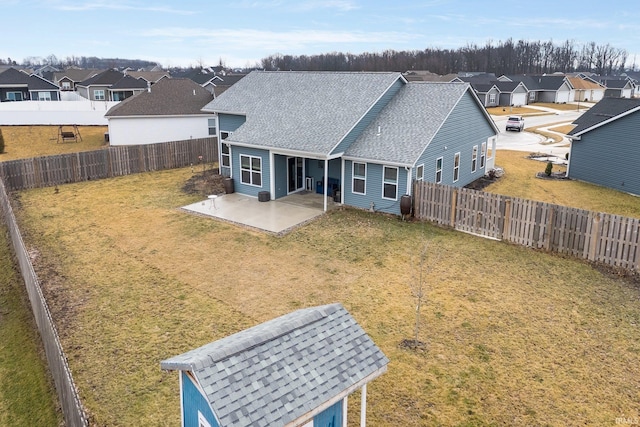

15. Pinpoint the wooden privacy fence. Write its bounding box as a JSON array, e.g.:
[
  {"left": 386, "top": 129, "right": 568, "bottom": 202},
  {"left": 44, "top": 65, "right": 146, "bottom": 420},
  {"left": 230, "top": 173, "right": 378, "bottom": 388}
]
[
  {"left": 0, "top": 137, "right": 218, "bottom": 191},
  {"left": 413, "top": 181, "right": 640, "bottom": 272},
  {"left": 0, "top": 177, "right": 88, "bottom": 426}
]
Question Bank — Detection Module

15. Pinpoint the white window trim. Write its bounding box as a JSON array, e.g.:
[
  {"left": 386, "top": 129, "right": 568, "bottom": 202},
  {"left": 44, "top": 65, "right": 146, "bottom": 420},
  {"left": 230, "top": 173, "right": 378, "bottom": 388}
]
[
  {"left": 93, "top": 89, "right": 105, "bottom": 100},
  {"left": 198, "top": 411, "right": 212, "bottom": 427},
  {"left": 240, "top": 154, "right": 262, "bottom": 187},
  {"left": 382, "top": 165, "right": 398, "bottom": 201},
  {"left": 38, "top": 91, "right": 52, "bottom": 101},
  {"left": 6, "top": 91, "right": 22, "bottom": 101},
  {"left": 435, "top": 157, "right": 443, "bottom": 184},
  {"left": 471, "top": 145, "right": 478, "bottom": 173},
  {"left": 416, "top": 164, "right": 424, "bottom": 181},
  {"left": 489, "top": 93, "right": 496, "bottom": 103},
  {"left": 352, "top": 162, "right": 366, "bottom": 195},
  {"left": 480, "top": 142, "right": 486, "bottom": 169},
  {"left": 453, "top": 152, "right": 460, "bottom": 183},
  {"left": 221, "top": 143, "right": 231, "bottom": 168},
  {"left": 208, "top": 118, "right": 217, "bottom": 136}
]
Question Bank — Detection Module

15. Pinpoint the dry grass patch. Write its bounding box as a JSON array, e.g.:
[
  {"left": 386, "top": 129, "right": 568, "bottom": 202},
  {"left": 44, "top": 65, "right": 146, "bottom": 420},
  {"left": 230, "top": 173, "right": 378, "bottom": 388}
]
[
  {"left": 0, "top": 125, "right": 108, "bottom": 161},
  {"left": 486, "top": 106, "right": 548, "bottom": 116},
  {"left": 548, "top": 124, "right": 576, "bottom": 135},
  {"left": 12, "top": 166, "right": 640, "bottom": 426},
  {"left": 489, "top": 150, "right": 640, "bottom": 218},
  {"left": 531, "top": 102, "right": 584, "bottom": 111}
]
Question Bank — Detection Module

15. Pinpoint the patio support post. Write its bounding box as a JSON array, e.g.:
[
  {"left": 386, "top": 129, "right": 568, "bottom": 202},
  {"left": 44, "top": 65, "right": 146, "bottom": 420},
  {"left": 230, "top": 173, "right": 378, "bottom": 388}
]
[
  {"left": 360, "top": 383, "right": 367, "bottom": 427},
  {"left": 343, "top": 395, "right": 348, "bottom": 427},
  {"left": 323, "top": 159, "right": 328, "bottom": 212}
]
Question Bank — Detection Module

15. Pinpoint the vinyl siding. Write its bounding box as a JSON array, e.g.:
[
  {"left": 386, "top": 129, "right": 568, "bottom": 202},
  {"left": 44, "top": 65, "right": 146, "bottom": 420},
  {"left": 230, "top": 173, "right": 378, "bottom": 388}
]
[
  {"left": 313, "top": 399, "right": 343, "bottom": 426},
  {"left": 343, "top": 160, "right": 409, "bottom": 214},
  {"left": 274, "top": 154, "right": 288, "bottom": 198},
  {"left": 218, "top": 113, "right": 246, "bottom": 132},
  {"left": 330, "top": 78, "right": 404, "bottom": 156},
  {"left": 231, "top": 146, "right": 271, "bottom": 197},
  {"left": 413, "top": 91, "right": 496, "bottom": 187},
  {"left": 182, "top": 372, "right": 219, "bottom": 427},
  {"left": 569, "top": 113, "right": 640, "bottom": 195}
]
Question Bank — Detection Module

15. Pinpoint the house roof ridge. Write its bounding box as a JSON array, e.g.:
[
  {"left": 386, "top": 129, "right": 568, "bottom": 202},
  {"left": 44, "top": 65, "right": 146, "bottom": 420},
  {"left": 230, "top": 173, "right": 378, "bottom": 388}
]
[{"left": 161, "top": 303, "right": 341, "bottom": 371}]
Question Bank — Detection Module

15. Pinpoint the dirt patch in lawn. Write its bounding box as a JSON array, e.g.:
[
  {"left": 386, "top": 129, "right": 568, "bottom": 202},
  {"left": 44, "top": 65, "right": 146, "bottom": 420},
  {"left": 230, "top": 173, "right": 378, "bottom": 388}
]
[{"left": 181, "top": 169, "right": 226, "bottom": 197}]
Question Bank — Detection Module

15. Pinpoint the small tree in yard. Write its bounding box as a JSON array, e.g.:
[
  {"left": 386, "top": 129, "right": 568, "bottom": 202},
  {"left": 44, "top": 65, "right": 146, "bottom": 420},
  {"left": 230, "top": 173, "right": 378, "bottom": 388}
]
[
  {"left": 545, "top": 161, "right": 553, "bottom": 176},
  {"left": 0, "top": 129, "right": 4, "bottom": 154},
  {"left": 406, "top": 243, "right": 439, "bottom": 350}
]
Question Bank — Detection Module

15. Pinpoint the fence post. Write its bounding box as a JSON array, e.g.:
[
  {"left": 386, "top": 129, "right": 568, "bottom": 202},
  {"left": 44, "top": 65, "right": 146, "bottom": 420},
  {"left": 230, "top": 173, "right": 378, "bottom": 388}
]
[
  {"left": 503, "top": 199, "right": 512, "bottom": 241},
  {"left": 589, "top": 213, "right": 601, "bottom": 261},
  {"left": 544, "top": 206, "right": 555, "bottom": 250},
  {"left": 450, "top": 188, "right": 458, "bottom": 227}
]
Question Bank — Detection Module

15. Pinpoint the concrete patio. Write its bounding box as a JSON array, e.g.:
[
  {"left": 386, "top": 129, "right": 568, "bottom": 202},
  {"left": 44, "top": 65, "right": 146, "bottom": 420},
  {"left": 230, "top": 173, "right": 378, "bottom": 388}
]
[{"left": 181, "top": 191, "right": 338, "bottom": 234}]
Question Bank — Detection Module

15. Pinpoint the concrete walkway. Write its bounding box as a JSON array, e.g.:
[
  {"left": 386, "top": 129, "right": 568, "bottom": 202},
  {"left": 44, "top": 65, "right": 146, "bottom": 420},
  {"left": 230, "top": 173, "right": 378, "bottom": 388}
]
[{"left": 181, "top": 192, "right": 335, "bottom": 234}]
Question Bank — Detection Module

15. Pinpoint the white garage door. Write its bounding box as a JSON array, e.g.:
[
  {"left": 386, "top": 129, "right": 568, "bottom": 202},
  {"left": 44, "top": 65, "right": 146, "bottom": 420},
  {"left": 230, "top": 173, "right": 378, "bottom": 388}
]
[
  {"left": 556, "top": 89, "right": 571, "bottom": 103},
  {"left": 512, "top": 92, "right": 527, "bottom": 106}
]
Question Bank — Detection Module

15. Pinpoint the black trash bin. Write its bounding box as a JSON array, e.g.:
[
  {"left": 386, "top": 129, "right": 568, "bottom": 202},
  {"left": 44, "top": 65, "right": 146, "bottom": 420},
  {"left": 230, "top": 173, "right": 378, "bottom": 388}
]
[
  {"left": 332, "top": 188, "right": 341, "bottom": 202},
  {"left": 223, "top": 177, "right": 234, "bottom": 194}
]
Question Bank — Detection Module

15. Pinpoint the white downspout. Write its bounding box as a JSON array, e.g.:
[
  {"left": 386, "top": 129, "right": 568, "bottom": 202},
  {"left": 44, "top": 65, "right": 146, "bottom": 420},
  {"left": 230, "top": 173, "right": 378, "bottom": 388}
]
[
  {"left": 360, "top": 384, "right": 367, "bottom": 427},
  {"left": 323, "top": 159, "right": 328, "bottom": 212},
  {"left": 566, "top": 139, "right": 572, "bottom": 177},
  {"left": 406, "top": 167, "right": 412, "bottom": 196}
]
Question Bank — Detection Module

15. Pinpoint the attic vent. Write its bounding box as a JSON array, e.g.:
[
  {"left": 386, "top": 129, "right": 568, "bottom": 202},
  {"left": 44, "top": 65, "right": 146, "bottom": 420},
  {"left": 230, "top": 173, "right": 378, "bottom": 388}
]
[{"left": 594, "top": 113, "right": 615, "bottom": 118}]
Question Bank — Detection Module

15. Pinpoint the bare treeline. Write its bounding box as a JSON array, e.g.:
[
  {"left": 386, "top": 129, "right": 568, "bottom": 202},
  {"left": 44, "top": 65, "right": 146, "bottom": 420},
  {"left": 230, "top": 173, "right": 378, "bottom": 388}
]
[{"left": 261, "top": 39, "right": 631, "bottom": 76}]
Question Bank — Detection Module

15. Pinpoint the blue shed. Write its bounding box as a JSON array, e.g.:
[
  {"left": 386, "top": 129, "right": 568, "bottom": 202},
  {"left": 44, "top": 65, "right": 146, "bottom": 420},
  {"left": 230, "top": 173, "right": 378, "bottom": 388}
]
[
  {"left": 202, "top": 71, "right": 499, "bottom": 216},
  {"left": 160, "top": 303, "right": 388, "bottom": 427},
  {"left": 567, "top": 97, "right": 640, "bottom": 196}
]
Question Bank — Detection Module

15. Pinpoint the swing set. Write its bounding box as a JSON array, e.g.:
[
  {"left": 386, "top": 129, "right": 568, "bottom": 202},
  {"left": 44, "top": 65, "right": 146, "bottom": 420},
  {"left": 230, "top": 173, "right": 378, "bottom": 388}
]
[{"left": 57, "top": 125, "right": 83, "bottom": 143}]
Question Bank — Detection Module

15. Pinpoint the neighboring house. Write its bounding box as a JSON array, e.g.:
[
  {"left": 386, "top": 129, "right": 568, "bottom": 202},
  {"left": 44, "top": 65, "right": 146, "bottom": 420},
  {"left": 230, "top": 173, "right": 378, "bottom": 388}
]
[
  {"left": 599, "top": 78, "right": 635, "bottom": 98},
  {"left": 104, "top": 78, "right": 214, "bottom": 145},
  {"left": 567, "top": 77, "right": 605, "bottom": 102},
  {"left": 108, "top": 75, "right": 148, "bottom": 101},
  {"left": 567, "top": 97, "right": 640, "bottom": 196},
  {"left": 76, "top": 69, "right": 126, "bottom": 101},
  {"left": 500, "top": 75, "right": 575, "bottom": 104},
  {"left": 0, "top": 67, "right": 61, "bottom": 101},
  {"left": 161, "top": 303, "right": 388, "bottom": 427},
  {"left": 202, "top": 71, "right": 499, "bottom": 215},
  {"left": 124, "top": 70, "right": 171, "bottom": 84},
  {"left": 494, "top": 81, "right": 529, "bottom": 106},
  {"left": 471, "top": 83, "right": 500, "bottom": 107},
  {"left": 53, "top": 68, "right": 102, "bottom": 91},
  {"left": 403, "top": 70, "right": 458, "bottom": 82},
  {"left": 209, "top": 74, "right": 247, "bottom": 97}
]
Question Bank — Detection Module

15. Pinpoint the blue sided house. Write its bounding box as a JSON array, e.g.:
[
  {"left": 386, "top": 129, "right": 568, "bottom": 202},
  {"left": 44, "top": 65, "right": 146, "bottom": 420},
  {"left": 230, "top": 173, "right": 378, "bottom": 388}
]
[
  {"left": 160, "top": 303, "right": 388, "bottom": 427},
  {"left": 202, "top": 71, "right": 499, "bottom": 215},
  {"left": 567, "top": 97, "right": 640, "bottom": 196}
]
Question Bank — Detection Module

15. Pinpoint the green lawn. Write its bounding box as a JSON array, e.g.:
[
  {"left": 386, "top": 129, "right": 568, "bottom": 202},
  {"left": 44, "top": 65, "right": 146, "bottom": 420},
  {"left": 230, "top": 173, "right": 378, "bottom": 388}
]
[
  {"left": 0, "top": 226, "right": 61, "bottom": 426},
  {"left": 12, "top": 166, "right": 640, "bottom": 426}
]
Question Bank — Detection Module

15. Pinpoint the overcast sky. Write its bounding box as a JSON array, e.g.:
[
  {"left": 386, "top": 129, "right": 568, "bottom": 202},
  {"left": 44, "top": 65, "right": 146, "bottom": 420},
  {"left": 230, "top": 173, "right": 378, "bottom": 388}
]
[{"left": 4, "top": 0, "right": 640, "bottom": 68}]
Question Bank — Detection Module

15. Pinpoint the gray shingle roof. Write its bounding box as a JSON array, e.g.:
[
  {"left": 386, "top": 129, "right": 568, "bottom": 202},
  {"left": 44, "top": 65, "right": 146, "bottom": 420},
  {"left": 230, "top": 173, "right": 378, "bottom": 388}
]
[
  {"left": 110, "top": 75, "right": 148, "bottom": 90},
  {"left": 202, "top": 71, "right": 404, "bottom": 155},
  {"left": 345, "top": 82, "right": 475, "bottom": 165},
  {"left": 105, "top": 78, "right": 214, "bottom": 117},
  {"left": 0, "top": 68, "right": 58, "bottom": 90},
  {"left": 568, "top": 97, "right": 640, "bottom": 136},
  {"left": 77, "top": 69, "right": 125, "bottom": 87},
  {"left": 161, "top": 303, "right": 388, "bottom": 427}
]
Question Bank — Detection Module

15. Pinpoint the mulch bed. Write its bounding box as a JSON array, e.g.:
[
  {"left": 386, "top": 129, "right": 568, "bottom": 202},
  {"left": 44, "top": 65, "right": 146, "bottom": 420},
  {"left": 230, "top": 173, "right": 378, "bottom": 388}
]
[{"left": 182, "top": 169, "right": 226, "bottom": 196}]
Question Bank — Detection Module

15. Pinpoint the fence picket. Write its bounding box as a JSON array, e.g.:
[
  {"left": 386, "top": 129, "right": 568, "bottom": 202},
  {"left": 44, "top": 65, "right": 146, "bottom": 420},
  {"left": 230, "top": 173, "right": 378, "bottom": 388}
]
[{"left": 413, "top": 181, "right": 640, "bottom": 272}]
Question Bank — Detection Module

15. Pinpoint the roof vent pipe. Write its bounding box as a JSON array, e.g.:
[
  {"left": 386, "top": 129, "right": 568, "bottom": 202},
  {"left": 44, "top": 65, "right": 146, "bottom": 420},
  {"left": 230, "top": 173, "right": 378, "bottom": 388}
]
[{"left": 147, "top": 81, "right": 151, "bottom": 93}]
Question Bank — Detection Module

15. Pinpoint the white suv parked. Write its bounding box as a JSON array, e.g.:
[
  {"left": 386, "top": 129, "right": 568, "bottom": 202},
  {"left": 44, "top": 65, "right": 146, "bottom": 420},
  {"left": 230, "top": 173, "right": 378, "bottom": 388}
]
[{"left": 505, "top": 115, "right": 525, "bottom": 132}]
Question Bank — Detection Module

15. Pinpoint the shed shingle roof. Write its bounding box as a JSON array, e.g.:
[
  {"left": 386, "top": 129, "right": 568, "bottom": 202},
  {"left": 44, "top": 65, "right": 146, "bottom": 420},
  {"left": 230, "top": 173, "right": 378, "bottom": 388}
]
[
  {"left": 202, "top": 70, "right": 404, "bottom": 155},
  {"left": 105, "top": 78, "right": 214, "bottom": 117},
  {"left": 161, "top": 303, "right": 388, "bottom": 427}
]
